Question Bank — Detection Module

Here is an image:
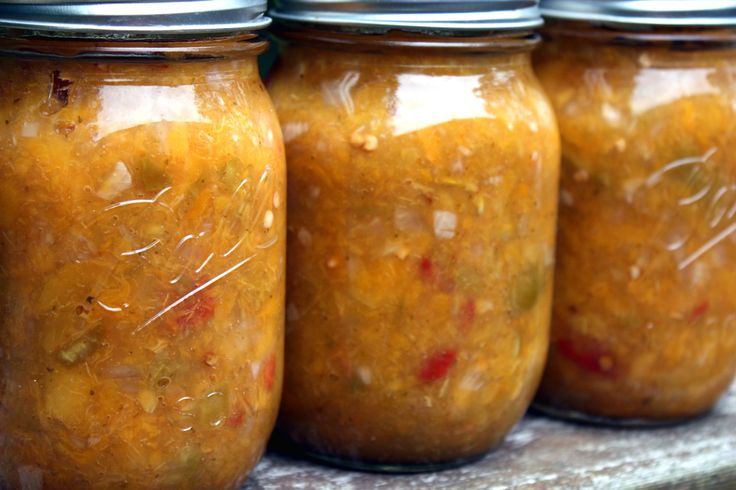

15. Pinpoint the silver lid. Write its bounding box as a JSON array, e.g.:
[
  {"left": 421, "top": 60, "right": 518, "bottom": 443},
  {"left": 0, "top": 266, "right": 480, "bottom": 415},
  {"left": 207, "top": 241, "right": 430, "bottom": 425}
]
[
  {"left": 540, "top": 1, "right": 736, "bottom": 26},
  {"left": 270, "top": 1, "right": 543, "bottom": 32},
  {"left": 0, "top": 0, "right": 271, "bottom": 36}
]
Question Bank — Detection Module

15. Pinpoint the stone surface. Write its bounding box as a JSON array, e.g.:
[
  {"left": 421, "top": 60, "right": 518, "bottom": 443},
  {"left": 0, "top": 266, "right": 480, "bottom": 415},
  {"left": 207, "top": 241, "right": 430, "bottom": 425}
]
[{"left": 245, "top": 383, "right": 736, "bottom": 489}]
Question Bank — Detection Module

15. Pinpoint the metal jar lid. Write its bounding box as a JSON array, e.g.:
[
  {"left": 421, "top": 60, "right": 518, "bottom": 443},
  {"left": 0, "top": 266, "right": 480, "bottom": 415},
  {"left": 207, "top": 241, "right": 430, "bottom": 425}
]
[
  {"left": 540, "top": 0, "right": 736, "bottom": 26},
  {"left": 270, "top": 0, "right": 543, "bottom": 32},
  {"left": 0, "top": 0, "right": 271, "bottom": 37}
]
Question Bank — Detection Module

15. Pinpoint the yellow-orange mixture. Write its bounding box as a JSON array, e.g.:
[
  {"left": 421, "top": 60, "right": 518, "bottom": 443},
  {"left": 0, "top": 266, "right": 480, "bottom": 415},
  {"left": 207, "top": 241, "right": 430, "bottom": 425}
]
[
  {"left": 0, "top": 46, "right": 285, "bottom": 488},
  {"left": 535, "top": 27, "right": 736, "bottom": 421},
  {"left": 269, "top": 40, "right": 560, "bottom": 466}
]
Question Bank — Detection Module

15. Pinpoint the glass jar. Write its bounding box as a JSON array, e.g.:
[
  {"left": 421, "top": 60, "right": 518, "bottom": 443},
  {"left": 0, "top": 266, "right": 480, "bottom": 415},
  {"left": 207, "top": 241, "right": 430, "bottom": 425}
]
[
  {"left": 268, "top": 0, "right": 560, "bottom": 470},
  {"left": 0, "top": 2, "right": 285, "bottom": 488},
  {"left": 534, "top": 0, "right": 736, "bottom": 424}
]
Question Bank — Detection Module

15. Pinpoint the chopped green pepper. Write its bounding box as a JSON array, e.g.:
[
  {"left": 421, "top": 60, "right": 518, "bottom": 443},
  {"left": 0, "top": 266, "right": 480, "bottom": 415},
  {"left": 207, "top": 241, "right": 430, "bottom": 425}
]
[
  {"left": 510, "top": 263, "right": 544, "bottom": 313},
  {"left": 56, "top": 334, "right": 99, "bottom": 365},
  {"left": 138, "top": 159, "right": 171, "bottom": 192}
]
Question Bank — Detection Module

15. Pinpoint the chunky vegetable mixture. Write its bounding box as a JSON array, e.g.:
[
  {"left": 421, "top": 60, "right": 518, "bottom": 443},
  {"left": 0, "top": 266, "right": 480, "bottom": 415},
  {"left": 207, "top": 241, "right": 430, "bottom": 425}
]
[
  {"left": 0, "top": 55, "right": 285, "bottom": 488},
  {"left": 535, "top": 29, "right": 736, "bottom": 422},
  {"left": 269, "top": 43, "right": 560, "bottom": 466}
]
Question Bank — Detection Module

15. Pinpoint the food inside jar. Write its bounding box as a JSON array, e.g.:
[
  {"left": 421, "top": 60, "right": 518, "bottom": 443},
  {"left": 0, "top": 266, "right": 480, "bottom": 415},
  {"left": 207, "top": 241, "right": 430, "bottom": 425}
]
[
  {"left": 0, "top": 56, "right": 285, "bottom": 489},
  {"left": 269, "top": 44, "right": 560, "bottom": 465},
  {"left": 534, "top": 31, "right": 736, "bottom": 421}
]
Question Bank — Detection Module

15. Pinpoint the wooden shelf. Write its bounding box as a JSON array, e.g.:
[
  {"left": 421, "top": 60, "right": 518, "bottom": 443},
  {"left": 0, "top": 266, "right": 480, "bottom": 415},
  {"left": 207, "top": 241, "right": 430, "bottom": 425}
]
[{"left": 245, "top": 383, "right": 736, "bottom": 489}]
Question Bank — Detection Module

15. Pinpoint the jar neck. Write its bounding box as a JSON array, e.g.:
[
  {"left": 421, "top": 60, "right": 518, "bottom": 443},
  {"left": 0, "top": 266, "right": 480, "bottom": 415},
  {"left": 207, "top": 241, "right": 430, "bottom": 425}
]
[
  {"left": 272, "top": 23, "right": 539, "bottom": 55},
  {"left": 0, "top": 33, "right": 267, "bottom": 61},
  {"left": 272, "top": 41, "right": 537, "bottom": 85},
  {"left": 536, "top": 20, "right": 736, "bottom": 72},
  {"left": 543, "top": 20, "right": 736, "bottom": 48}
]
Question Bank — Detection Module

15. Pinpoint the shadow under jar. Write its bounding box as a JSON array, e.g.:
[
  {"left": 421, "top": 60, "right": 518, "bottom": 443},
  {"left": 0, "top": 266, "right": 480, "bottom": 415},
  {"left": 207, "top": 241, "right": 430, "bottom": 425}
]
[
  {"left": 268, "top": 0, "right": 560, "bottom": 471},
  {"left": 534, "top": 0, "right": 736, "bottom": 425},
  {"left": 0, "top": 2, "right": 285, "bottom": 488}
]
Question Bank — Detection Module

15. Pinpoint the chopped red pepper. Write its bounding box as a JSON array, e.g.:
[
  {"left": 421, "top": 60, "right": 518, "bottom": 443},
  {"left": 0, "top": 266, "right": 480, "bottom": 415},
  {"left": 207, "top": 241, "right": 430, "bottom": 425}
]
[
  {"left": 690, "top": 301, "right": 710, "bottom": 322},
  {"left": 175, "top": 291, "right": 216, "bottom": 331},
  {"left": 419, "top": 257, "right": 433, "bottom": 281},
  {"left": 419, "top": 349, "right": 457, "bottom": 383},
  {"left": 262, "top": 353, "right": 277, "bottom": 391},
  {"left": 556, "top": 337, "right": 616, "bottom": 377},
  {"left": 226, "top": 409, "right": 245, "bottom": 428},
  {"left": 459, "top": 299, "right": 476, "bottom": 333}
]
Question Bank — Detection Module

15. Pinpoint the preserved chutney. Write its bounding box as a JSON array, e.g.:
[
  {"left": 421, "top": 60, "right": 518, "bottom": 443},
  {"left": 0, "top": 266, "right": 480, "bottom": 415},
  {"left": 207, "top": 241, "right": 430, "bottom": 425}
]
[
  {"left": 535, "top": 0, "right": 736, "bottom": 423},
  {"left": 0, "top": 2, "right": 285, "bottom": 488},
  {"left": 269, "top": 0, "right": 560, "bottom": 469}
]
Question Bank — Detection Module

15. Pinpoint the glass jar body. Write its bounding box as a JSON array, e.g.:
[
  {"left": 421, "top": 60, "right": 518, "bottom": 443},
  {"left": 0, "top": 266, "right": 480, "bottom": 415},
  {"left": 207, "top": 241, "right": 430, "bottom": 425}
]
[
  {"left": 269, "top": 38, "right": 560, "bottom": 468},
  {"left": 534, "top": 26, "right": 736, "bottom": 423},
  {"left": 0, "top": 42, "right": 286, "bottom": 489}
]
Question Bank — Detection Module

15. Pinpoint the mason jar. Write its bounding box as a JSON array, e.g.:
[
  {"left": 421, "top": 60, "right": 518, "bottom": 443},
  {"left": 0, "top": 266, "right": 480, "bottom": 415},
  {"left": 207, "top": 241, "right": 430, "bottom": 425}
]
[
  {"left": 268, "top": 0, "right": 560, "bottom": 470},
  {"left": 534, "top": 0, "right": 736, "bottom": 425},
  {"left": 0, "top": 1, "right": 285, "bottom": 487}
]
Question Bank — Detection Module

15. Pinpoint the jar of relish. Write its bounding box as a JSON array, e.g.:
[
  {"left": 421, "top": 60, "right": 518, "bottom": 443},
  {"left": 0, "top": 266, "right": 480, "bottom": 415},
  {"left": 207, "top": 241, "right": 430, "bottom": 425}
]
[
  {"left": 535, "top": 0, "right": 736, "bottom": 425},
  {"left": 268, "top": 0, "right": 560, "bottom": 470}
]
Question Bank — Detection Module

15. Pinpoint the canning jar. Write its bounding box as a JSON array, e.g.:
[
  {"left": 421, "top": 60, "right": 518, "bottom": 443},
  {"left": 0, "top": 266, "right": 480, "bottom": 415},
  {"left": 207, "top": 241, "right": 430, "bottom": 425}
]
[
  {"left": 0, "top": 1, "right": 285, "bottom": 488},
  {"left": 534, "top": 0, "right": 736, "bottom": 424},
  {"left": 268, "top": 0, "right": 560, "bottom": 470}
]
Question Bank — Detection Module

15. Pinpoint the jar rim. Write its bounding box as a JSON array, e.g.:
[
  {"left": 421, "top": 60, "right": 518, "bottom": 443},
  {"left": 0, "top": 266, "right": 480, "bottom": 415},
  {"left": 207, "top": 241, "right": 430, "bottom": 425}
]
[
  {"left": 270, "top": 0, "right": 543, "bottom": 32},
  {"left": 540, "top": 0, "right": 736, "bottom": 27},
  {"left": 273, "top": 23, "right": 540, "bottom": 53},
  {"left": 0, "top": 0, "right": 270, "bottom": 39},
  {"left": 0, "top": 32, "right": 268, "bottom": 61}
]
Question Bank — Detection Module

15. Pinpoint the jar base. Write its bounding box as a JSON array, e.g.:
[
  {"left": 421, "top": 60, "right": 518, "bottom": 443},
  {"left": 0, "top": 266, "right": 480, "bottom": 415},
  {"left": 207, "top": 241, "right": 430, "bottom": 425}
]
[
  {"left": 298, "top": 448, "right": 488, "bottom": 474},
  {"left": 531, "top": 402, "right": 709, "bottom": 428},
  {"left": 269, "top": 432, "right": 490, "bottom": 474}
]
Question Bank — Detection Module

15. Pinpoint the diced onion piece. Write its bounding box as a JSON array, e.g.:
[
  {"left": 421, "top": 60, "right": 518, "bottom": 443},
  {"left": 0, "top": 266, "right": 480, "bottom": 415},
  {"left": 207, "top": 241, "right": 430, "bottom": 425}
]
[
  {"left": 394, "top": 207, "right": 425, "bottom": 232},
  {"left": 382, "top": 241, "right": 410, "bottom": 259},
  {"left": 560, "top": 189, "right": 574, "bottom": 206},
  {"left": 297, "top": 228, "right": 312, "bottom": 246},
  {"left": 250, "top": 360, "right": 262, "bottom": 378},
  {"left": 282, "top": 121, "right": 308, "bottom": 143},
  {"left": 459, "top": 371, "right": 485, "bottom": 391},
  {"left": 363, "top": 134, "right": 378, "bottom": 151},
  {"left": 138, "top": 389, "right": 158, "bottom": 414},
  {"left": 263, "top": 209, "right": 274, "bottom": 229},
  {"left": 601, "top": 102, "right": 622, "bottom": 126},
  {"left": 102, "top": 364, "right": 140, "bottom": 379},
  {"left": 356, "top": 366, "right": 372, "bottom": 385},
  {"left": 96, "top": 161, "right": 132, "bottom": 200},
  {"left": 433, "top": 210, "right": 457, "bottom": 239},
  {"left": 21, "top": 122, "right": 39, "bottom": 138}
]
